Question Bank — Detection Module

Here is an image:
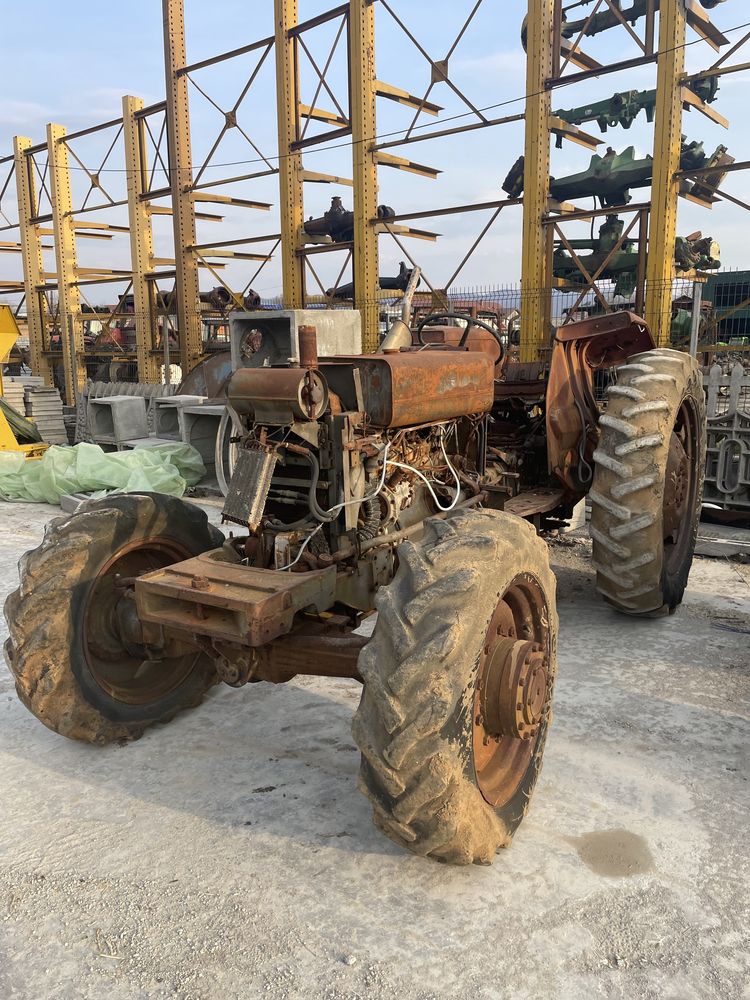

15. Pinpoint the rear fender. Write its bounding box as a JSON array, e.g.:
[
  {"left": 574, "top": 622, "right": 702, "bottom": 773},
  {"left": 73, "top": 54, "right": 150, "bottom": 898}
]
[{"left": 546, "top": 311, "right": 654, "bottom": 493}]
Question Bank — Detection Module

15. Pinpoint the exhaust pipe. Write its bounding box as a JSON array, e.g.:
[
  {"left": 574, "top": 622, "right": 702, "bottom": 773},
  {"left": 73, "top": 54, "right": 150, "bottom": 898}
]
[{"left": 378, "top": 266, "right": 421, "bottom": 353}]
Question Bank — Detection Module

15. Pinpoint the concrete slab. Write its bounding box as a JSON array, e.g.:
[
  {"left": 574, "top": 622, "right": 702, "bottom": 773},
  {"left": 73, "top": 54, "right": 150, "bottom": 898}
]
[
  {"left": 59, "top": 493, "right": 93, "bottom": 514},
  {"left": 154, "top": 395, "right": 207, "bottom": 439},
  {"left": 179, "top": 405, "right": 227, "bottom": 487},
  {"left": 88, "top": 396, "right": 148, "bottom": 444},
  {"left": 0, "top": 505, "right": 747, "bottom": 1000},
  {"left": 696, "top": 522, "right": 750, "bottom": 559},
  {"left": 229, "top": 309, "right": 362, "bottom": 371}
]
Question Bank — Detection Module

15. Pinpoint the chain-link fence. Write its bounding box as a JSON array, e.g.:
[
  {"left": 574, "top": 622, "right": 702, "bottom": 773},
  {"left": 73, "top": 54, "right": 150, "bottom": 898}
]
[{"left": 17, "top": 273, "right": 748, "bottom": 403}]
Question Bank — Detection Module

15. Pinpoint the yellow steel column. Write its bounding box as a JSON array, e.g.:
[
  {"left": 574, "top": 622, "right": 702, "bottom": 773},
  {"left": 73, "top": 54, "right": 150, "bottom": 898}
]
[
  {"left": 163, "top": 0, "right": 203, "bottom": 376},
  {"left": 46, "top": 124, "right": 85, "bottom": 403},
  {"left": 646, "top": 0, "right": 685, "bottom": 346},
  {"left": 122, "top": 96, "right": 159, "bottom": 383},
  {"left": 349, "top": 0, "right": 380, "bottom": 351},
  {"left": 13, "top": 136, "right": 52, "bottom": 385},
  {"left": 274, "top": 0, "right": 305, "bottom": 308},
  {"left": 520, "top": 0, "right": 554, "bottom": 362}
]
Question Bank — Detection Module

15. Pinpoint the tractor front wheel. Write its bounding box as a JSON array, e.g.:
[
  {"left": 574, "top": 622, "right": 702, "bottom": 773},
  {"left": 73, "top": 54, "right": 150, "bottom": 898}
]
[
  {"left": 4, "top": 493, "right": 224, "bottom": 744},
  {"left": 352, "top": 508, "right": 558, "bottom": 865}
]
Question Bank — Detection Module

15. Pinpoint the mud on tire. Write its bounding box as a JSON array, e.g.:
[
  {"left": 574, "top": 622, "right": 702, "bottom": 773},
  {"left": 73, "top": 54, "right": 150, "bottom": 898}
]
[
  {"left": 3, "top": 493, "right": 224, "bottom": 744},
  {"left": 352, "top": 508, "right": 558, "bottom": 866},
  {"left": 591, "top": 348, "right": 706, "bottom": 616}
]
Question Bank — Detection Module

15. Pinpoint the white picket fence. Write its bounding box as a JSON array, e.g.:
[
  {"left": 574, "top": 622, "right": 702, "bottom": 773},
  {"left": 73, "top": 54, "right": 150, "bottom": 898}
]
[
  {"left": 703, "top": 363, "right": 750, "bottom": 511},
  {"left": 705, "top": 362, "right": 750, "bottom": 419}
]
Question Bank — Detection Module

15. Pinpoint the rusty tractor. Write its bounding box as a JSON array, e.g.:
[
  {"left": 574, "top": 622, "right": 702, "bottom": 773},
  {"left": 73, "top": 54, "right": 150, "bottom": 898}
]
[{"left": 3, "top": 291, "right": 706, "bottom": 865}]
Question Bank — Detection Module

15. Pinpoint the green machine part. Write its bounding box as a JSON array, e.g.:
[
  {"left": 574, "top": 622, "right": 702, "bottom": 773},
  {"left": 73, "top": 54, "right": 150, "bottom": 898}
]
[
  {"left": 503, "top": 139, "right": 732, "bottom": 206},
  {"left": 554, "top": 79, "right": 719, "bottom": 146},
  {"left": 552, "top": 216, "right": 721, "bottom": 297}
]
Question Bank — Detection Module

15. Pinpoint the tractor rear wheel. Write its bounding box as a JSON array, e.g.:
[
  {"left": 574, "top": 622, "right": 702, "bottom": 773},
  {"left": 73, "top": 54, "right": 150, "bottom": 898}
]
[
  {"left": 590, "top": 348, "right": 706, "bottom": 616},
  {"left": 352, "top": 508, "right": 557, "bottom": 865},
  {"left": 3, "top": 493, "right": 223, "bottom": 744}
]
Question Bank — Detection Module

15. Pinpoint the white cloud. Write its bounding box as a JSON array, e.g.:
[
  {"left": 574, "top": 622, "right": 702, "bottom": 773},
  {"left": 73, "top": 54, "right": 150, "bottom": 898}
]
[{"left": 0, "top": 100, "right": 55, "bottom": 128}]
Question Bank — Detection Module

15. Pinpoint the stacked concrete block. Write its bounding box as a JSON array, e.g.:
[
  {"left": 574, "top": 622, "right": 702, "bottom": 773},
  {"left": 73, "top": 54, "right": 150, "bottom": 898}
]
[
  {"left": 88, "top": 395, "right": 149, "bottom": 445},
  {"left": 25, "top": 387, "right": 68, "bottom": 445},
  {"left": 2, "top": 376, "right": 44, "bottom": 417}
]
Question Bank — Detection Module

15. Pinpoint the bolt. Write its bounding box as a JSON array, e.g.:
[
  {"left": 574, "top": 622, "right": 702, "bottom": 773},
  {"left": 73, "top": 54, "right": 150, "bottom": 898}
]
[{"left": 191, "top": 575, "right": 210, "bottom": 590}]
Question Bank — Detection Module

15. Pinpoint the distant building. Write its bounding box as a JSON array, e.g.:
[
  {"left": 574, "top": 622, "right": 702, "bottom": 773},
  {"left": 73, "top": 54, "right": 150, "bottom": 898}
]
[{"left": 704, "top": 271, "right": 750, "bottom": 343}]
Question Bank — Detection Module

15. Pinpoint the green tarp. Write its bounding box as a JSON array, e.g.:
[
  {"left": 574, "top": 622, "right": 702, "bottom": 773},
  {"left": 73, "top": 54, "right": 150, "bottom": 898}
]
[{"left": 0, "top": 441, "right": 206, "bottom": 504}]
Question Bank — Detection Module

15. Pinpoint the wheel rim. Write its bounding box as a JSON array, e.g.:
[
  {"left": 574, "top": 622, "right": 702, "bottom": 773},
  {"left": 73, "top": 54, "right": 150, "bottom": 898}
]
[
  {"left": 473, "top": 574, "right": 552, "bottom": 808},
  {"left": 83, "top": 537, "right": 201, "bottom": 705},
  {"left": 663, "top": 396, "right": 699, "bottom": 576}
]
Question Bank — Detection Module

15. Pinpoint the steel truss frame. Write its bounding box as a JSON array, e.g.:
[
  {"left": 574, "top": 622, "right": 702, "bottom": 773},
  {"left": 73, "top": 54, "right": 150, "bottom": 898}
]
[
  {"left": 9, "top": 102, "right": 182, "bottom": 401},
  {"left": 5, "top": 1, "right": 750, "bottom": 398},
  {"left": 546, "top": 202, "right": 650, "bottom": 319},
  {"left": 520, "top": 0, "right": 747, "bottom": 356},
  {"left": 161, "top": 0, "right": 526, "bottom": 351}
]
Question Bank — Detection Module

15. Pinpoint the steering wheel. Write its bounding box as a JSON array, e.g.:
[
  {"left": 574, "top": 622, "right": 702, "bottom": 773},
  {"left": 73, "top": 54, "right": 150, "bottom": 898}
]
[{"left": 415, "top": 312, "right": 505, "bottom": 362}]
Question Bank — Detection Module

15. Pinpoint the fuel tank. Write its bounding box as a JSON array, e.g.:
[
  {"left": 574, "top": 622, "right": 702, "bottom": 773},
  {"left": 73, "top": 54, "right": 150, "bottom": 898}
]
[{"left": 320, "top": 351, "right": 495, "bottom": 428}]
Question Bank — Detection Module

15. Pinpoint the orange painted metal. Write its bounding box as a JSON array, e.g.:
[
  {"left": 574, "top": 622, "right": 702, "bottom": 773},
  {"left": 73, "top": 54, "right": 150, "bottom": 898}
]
[
  {"left": 135, "top": 552, "right": 337, "bottom": 647},
  {"left": 227, "top": 366, "right": 329, "bottom": 423},
  {"left": 473, "top": 573, "right": 551, "bottom": 809},
  {"left": 414, "top": 323, "right": 502, "bottom": 371},
  {"left": 321, "top": 351, "right": 495, "bottom": 428},
  {"left": 546, "top": 311, "right": 655, "bottom": 493}
]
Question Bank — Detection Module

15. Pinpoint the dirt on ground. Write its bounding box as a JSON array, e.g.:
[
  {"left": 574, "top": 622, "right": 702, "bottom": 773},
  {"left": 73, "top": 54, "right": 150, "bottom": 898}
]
[{"left": 0, "top": 502, "right": 748, "bottom": 1000}]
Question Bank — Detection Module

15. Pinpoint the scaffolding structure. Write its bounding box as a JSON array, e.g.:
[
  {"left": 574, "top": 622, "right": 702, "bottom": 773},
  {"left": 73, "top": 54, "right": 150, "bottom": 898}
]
[
  {"left": 3, "top": 100, "right": 186, "bottom": 401},
  {"left": 1, "top": 0, "right": 749, "bottom": 401},
  {"left": 520, "top": 0, "right": 748, "bottom": 357}
]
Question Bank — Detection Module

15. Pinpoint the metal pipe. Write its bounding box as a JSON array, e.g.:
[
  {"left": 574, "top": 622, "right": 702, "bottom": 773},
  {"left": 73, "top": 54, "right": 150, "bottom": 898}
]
[
  {"left": 256, "top": 633, "right": 368, "bottom": 683},
  {"left": 298, "top": 324, "right": 319, "bottom": 368},
  {"left": 689, "top": 281, "right": 703, "bottom": 358},
  {"left": 400, "top": 264, "right": 421, "bottom": 326},
  {"left": 378, "top": 265, "right": 421, "bottom": 352}
]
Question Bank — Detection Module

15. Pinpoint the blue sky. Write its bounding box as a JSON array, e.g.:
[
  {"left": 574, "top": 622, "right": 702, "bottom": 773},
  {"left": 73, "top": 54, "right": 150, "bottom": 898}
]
[{"left": 1, "top": 0, "right": 748, "bottom": 303}]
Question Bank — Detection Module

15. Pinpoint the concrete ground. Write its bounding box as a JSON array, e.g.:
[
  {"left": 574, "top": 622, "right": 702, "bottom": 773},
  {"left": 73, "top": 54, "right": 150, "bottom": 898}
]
[{"left": 0, "top": 500, "right": 748, "bottom": 1000}]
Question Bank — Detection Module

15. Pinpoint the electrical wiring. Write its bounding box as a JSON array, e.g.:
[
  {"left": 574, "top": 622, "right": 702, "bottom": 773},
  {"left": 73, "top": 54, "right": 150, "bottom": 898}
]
[
  {"left": 386, "top": 428, "right": 463, "bottom": 513},
  {"left": 277, "top": 441, "right": 392, "bottom": 570}
]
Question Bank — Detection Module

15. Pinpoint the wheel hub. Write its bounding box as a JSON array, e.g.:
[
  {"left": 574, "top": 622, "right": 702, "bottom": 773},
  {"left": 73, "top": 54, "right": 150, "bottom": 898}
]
[
  {"left": 472, "top": 574, "right": 552, "bottom": 810},
  {"left": 479, "top": 637, "right": 548, "bottom": 742},
  {"left": 83, "top": 537, "right": 200, "bottom": 705},
  {"left": 664, "top": 430, "right": 689, "bottom": 539}
]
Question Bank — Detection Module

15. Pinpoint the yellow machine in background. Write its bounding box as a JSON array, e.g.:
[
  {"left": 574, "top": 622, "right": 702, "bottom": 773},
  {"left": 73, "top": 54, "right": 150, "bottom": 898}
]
[{"left": 0, "top": 304, "right": 47, "bottom": 458}]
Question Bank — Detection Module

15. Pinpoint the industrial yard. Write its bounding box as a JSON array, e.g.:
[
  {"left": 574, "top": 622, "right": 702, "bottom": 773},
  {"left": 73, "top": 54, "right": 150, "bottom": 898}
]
[
  {"left": 1, "top": 1, "right": 749, "bottom": 998},
  {"left": 0, "top": 501, "right": 748, "bottom": 1000}
]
